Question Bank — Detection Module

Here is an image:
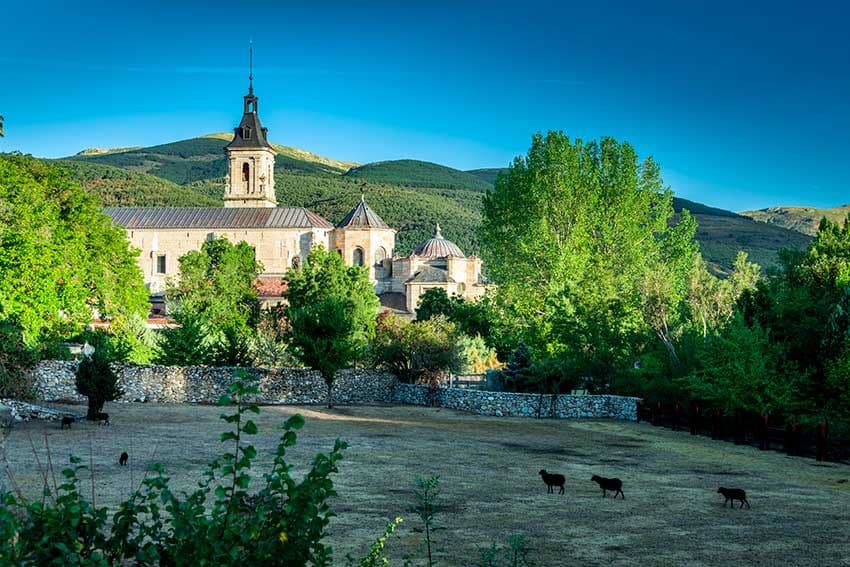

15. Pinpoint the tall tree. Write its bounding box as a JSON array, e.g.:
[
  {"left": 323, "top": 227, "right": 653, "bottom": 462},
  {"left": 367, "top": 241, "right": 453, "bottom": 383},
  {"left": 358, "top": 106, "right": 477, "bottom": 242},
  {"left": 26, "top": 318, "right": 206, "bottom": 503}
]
[
  {"left": 0, "top": 155, "right": 148, "bottom": 347},
  {"left": 285, "top": 246, "right": 378, "bottom": 407},
  {"left": 480, "top": 132, "right": 698, "bottom": 376},
  {"left": 159, "top": 238, "right": 261, "bottom": 365}
]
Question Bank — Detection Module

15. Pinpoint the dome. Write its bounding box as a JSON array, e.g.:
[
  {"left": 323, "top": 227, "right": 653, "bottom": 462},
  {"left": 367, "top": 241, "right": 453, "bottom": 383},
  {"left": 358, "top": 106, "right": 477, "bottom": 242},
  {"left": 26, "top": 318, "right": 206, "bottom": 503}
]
[{"left": 413, "top": 224, "right": 465, "bottom": 258}]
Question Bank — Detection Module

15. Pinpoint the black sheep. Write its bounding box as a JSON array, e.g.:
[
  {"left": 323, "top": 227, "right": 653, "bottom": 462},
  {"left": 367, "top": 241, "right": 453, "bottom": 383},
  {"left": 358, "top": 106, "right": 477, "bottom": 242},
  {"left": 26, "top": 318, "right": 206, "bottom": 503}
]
[
  {"left": 717, "top": 487, "right": 750, "bottom": 509},
  {"left": 538, "top": 469, "right": 566, "bottom": 494},
  {"left": 119, "top": 452, "right": 129, "bottom": 466},
  {"left": 60, "top": 416, "right": 74, "bottom": 429},
  {"left": 92, "top": 412, "right": 110, "bottom": 426},
  {"left": 591, "top": 475, "right": 624, "bottom": 499}
]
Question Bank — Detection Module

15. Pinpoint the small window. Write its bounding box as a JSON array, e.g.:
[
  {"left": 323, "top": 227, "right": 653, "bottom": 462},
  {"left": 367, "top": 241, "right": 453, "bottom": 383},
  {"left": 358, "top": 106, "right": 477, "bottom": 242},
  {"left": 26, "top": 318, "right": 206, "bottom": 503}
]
[
  {"left": 374, "top": 246, "right": 387, "bottom": 266},
  {"left": 291, "top": 256, "right": 301, "bottom": 269},
  {"left": 352, "top": 247, "right": 364, "bottom": 266},
  {"left": 156, "top": 255, "right": 166, "bottom": 274},
  {"left": 243, "top": 126, "right": 252, "bottom": 139},
  {"left": 242, "top": 162, "right": 250, "bottom": 182}
]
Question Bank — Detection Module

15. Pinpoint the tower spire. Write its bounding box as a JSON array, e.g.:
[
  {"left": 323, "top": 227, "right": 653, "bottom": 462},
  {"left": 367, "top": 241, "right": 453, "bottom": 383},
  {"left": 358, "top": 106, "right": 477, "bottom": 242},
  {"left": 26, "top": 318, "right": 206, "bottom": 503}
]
[{"left": 248, "top": 39, "right": 254, "bottom": 95}]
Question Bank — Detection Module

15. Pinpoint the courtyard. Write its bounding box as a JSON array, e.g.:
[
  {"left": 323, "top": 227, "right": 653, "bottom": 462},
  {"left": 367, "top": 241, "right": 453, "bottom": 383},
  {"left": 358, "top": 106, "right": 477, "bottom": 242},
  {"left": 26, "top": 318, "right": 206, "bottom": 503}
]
[{"left": 4, "top": 403, "right": 850, "bottom": 566}]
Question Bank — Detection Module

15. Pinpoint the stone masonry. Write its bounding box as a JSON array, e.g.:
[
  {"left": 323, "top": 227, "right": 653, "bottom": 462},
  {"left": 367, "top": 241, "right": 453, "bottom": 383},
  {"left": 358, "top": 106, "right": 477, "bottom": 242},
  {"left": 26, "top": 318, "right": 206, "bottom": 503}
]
[{"left": 28, "top": 361, "right": 638, "bottom": 421}]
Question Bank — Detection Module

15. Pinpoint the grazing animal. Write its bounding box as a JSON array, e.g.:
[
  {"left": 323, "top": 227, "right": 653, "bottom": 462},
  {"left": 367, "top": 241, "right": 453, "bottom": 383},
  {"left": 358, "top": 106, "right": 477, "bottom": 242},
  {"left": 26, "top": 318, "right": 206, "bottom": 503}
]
[
  {"left": 92, "top": 412, "right": 110, "bottom": 426},
  {"left": 60, "top": 416, "right": 74, "bottom": 429},
  {"left": 717, "top": 487, "right": 750, "bottom": 509},
  {"left": 119, "top": 452, "right": 128, "bottom": 466},
  {"left": 591, "top": 475, "right": 624, "bottom": 499},
  {"left": 538, "top": 469, "right": 566, "bottom": 494}
]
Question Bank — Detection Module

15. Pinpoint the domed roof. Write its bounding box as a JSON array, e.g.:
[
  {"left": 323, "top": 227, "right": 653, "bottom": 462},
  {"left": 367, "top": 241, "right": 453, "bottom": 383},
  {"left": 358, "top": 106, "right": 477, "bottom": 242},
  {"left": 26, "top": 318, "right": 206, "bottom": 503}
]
[{"left": 413, "top": 224, "right": 465, "bottom": 258}]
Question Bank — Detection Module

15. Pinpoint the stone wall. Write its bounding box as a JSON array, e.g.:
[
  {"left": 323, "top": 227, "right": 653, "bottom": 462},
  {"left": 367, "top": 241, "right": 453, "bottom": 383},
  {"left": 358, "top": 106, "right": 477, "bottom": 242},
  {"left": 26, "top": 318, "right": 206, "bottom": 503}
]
[
  {"left": 394, "top": 383, "right": 639, "bottom": 421},
  {"left": 30, "top": 360, "right": 396, "bottom": 405},
  {"left": 28, "top": 361, "right": 638, "bottom": 421}
]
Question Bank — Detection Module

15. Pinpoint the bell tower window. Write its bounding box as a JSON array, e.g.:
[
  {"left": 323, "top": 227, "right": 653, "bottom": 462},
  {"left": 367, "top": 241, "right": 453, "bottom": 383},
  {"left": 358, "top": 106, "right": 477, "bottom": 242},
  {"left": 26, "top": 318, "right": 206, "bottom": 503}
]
[
  {"left": 242, "top": 162, "right": 250, "bottom": 182},
  {"left": 243, "top": 126, "right": 252, "bottom": 139}
]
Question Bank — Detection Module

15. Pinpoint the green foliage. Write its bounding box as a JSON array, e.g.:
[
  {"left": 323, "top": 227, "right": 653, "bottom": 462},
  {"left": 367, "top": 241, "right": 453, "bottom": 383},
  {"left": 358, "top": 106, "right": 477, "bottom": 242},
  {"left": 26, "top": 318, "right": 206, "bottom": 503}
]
[
  {"left": 75, "top": 343, "right": 121, "bottom": 419},
  {"left": 345, "top": 159, "right": 493, "bottom": 191},
  {"left": 411, "top": 475, "right": 443, "bottom": 567},
  {"left": 158, "top": 238, "right": 261, "bottom": 366},
  {"left": 155, "top": 313, "right": 209, "bottom": 366},
  {"left": 249, "top": 306, "right": 300, "bottom": 368},
  {"left": 0, "top": 319, "right": 38, "bottom": 399},
  {"left": 346, "top": 517, "right": 404, "bottom": 567},
  {"left": 480, "top": 132, "right": 697, "bottom": 371},
  {"left": 52, "top": 160, "right": 219, "bottom": 207},
  {"left": 682, "top": 314, "right": 794, "bottom": 415},
  {"left": 0, "top": 154, "right": 148, "bottom": 347},
  {"left": 371, "top": 313, "right": 462, "bottom": 383},
  {"left": 416, "top": 287, "right": 456, "bottom": 321},
  {"left": 456, "top": 334, "right": 500, "bottom": 374},
  {"left": 1, "top": 371, "right": 353, "bottom": 565},
  {"left": 501, "top": 342, "right": 534, "bottom": 392},
  {"left": 285, "top": 247, "right": 378, "bottom": 406},
  {"left": 477, "top": 535, "right": 534, "bottom": 567},
  {"left": 109, "top": 313, "right": 159, "bottom": 364}
]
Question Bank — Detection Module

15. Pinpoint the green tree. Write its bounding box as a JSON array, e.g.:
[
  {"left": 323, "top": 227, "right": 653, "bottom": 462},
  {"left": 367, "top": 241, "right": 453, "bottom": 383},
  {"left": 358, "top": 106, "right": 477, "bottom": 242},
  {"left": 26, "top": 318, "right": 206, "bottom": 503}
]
[
  {"left": 159, "top": 238, "right": 261, "bottom": 365},
  {"left": 683, "top": 313, "right": 794, "bottom": 417},
  {"left": 416, "top": 288, "right": 456, "bottom": 321},
  {"left": 0, "top": 154, "right": 148, "bottom": 348},
  {"left": 75, "top": 341, "right": 122, "bottom": 419},
  {"left": 285, "top": 246, "right": 378, "bottom": 407},
  {"left": 371, "top": 313, "right": 462, "bottom": 382},
  {"left": 479, "top": 132, "right": 698, "bottom": 377}
]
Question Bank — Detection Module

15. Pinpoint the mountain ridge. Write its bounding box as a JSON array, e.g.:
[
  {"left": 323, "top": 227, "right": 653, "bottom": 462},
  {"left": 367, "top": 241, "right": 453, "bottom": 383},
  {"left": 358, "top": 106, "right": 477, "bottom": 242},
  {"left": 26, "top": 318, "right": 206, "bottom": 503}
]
[{"left": 53, "top": 134, "right": 811, "bottom": 273}]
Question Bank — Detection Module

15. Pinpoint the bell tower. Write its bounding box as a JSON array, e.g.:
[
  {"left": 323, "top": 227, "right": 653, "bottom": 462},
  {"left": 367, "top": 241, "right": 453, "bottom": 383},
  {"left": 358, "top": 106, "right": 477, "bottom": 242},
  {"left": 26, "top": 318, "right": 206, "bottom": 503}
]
[{"left": 224, "top": 45, "right": 277, "bottom": 208}]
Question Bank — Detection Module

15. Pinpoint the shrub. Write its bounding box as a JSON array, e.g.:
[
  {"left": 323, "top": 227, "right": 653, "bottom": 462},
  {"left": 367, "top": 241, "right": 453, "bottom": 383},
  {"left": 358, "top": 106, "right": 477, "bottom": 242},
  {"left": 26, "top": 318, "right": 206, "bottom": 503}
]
[
  {"left": 371, "top": 313, "right": 462, "bottom": 383},
  {"left": 0, "top": 319, "right": 38, "bottom": 400},
  {"left": 75, "top": 344, "right": 121, "bottom": 420},
  {"left": 0, "top": 371, "right": 353, "bottom": 565}
]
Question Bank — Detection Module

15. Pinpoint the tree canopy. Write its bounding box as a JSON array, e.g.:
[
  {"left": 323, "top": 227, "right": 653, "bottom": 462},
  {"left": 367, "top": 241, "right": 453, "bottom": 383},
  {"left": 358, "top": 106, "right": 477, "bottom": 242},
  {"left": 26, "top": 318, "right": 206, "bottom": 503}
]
[
  {"left": 284, "top": 246, "right": 379, "bottom": 406},
  {"left": 158, "top": 238, "right": 261, "bottom": 366},
  {"left": 0, "top": 154, "right": 148, "bottom": 347}
]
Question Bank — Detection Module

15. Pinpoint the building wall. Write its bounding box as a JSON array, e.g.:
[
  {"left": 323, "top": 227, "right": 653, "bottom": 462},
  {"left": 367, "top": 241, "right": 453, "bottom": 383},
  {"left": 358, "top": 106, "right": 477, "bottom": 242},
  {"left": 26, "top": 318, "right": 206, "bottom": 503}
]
[
  {"left": 329, "top": 227, "right": 396, "bottom": 284},
  {"left": 128, "top": 226, "right": 330, "bottom": 293},
  {"left": 224, "top": 148, "right": 276, "bottom": 207}
]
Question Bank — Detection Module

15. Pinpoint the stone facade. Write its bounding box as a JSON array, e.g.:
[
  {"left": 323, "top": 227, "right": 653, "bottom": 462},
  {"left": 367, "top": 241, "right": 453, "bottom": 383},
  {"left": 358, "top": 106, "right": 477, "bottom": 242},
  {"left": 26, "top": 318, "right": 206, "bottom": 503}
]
[
  {"left": 104, "top": 81, "right": 487, "bottom": 314},
  {"left": 123, "top": 225, "right": 329, "bottom": 293},
  {"left": 393, "top": 383, "right": 639, "bottom": 421}
]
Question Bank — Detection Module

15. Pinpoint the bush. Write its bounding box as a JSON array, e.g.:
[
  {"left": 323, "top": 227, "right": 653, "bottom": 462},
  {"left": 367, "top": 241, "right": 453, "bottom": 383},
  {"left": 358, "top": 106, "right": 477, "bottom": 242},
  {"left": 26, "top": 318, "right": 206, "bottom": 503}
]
[
  {"left": 371, "top": 313, "right": 462, "bottom": 383},
  {"left": 0, "top": 371, "right": 353, "bottom": 565},
  {"left": 0, "top": 320, "right": 38, "bottom": 400},
  {"left": 75, "top": 347, "right": 121, "bottom": 420}
]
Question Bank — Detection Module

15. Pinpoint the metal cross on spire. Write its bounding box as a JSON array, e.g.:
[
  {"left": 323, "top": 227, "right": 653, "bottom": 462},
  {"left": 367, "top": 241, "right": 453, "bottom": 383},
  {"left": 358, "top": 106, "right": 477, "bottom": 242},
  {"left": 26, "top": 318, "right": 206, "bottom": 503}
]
[{"left": 248, "top": 39, "right": 254, "bottom": 95}]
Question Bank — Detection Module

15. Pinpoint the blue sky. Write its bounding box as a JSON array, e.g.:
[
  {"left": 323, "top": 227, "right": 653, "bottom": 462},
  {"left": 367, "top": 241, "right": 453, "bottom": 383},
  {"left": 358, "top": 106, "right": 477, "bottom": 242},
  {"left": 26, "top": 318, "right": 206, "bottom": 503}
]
[{"left": 1, "top": 0, "right": 848, "bottom": 211}]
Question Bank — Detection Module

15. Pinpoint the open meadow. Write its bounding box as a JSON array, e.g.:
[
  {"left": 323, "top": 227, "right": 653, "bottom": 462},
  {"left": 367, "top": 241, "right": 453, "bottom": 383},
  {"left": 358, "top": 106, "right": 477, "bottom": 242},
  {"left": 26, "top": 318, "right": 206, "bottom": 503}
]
[{"left": 4, "top": 403, "right": 850, "bottom": 566}]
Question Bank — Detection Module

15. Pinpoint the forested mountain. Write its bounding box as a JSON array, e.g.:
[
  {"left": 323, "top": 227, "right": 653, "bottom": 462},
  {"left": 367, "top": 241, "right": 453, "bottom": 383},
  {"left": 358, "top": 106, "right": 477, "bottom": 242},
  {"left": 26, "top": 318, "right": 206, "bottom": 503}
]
[
  {"left": 344, "top": 159, "right": 492, "bottom": 191},
  {"left": 52, "top": 135, "right": 810, "bottom": 271},
  {"left": 741, "top": 204, "right": 850, "bottom": 236}
]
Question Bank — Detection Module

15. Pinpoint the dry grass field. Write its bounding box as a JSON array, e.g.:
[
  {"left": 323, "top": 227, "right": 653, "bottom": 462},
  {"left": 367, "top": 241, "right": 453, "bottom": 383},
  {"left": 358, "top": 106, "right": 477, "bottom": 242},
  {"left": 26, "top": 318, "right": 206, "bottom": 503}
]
[{"left": 4, "top": 403, "right": 850, "bottom": 566}]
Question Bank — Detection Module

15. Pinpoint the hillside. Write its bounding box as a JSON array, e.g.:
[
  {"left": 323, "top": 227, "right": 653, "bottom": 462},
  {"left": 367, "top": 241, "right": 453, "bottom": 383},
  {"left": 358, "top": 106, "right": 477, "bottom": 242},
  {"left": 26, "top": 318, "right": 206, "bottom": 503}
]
[
  {"left": 52, "top": 135, "right": 811, "bottom": 272},
  {"left": 66, "top": 134, "right": 356, "bottom": 184},
  {"left": 740, "top": 205, "right": 850, "bottom": 236},
  {"left": 344, "top": 159, "right": 492, "bottom": 191}
]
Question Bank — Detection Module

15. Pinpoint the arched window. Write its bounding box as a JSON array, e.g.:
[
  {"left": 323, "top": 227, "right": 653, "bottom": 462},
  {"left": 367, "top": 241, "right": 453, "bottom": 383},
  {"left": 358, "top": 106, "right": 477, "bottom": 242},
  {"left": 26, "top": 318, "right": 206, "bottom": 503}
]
[
  {"left": 457, "top": 282, "right": 466, "bottom": 295},
  {"left": 243, "top": 126, "right": 252, "bottom": 139},
  {"left": 291, "top": 256, "right": 301, "bottom": 269},
  {"left": 352, "top": 247, "right": 364, "bottom": 266},
  {"left": 242, "top": 162, "right": 250, "bottom": 183},
  {"left": 374, "top": 246, "right": 387, "bottom": 266}
]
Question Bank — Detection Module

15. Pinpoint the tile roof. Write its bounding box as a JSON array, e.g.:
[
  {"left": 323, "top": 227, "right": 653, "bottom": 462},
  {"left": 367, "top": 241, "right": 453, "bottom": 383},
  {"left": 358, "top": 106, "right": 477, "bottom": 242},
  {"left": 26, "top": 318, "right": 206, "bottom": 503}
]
[
  {"left": 104, "top": 207, "right": 332, "bottom": 229},
  {"left": 337, "top": 195, "right": 390, "bottom": 229}
]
